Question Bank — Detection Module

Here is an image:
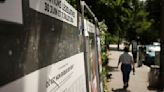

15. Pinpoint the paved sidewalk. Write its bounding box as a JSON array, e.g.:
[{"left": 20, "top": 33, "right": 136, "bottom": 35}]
[{"left": 107, "top": 50, "right": 157, "bottom": 92}]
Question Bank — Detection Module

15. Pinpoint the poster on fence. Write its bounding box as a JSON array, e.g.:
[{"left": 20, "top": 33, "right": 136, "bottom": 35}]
[
  {"left": 0, "top": 53, "right": 87, "bottom": 92},
  {"left": 0, "top": 0, "right": 86, "bottom": 92},
  {"left": 84, "top": 19, "right": 99, "bottom": 92}
]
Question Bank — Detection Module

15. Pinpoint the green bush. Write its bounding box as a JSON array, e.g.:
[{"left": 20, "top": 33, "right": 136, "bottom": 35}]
[
  {"left": 102, "top": 52, "right": 108, "bottom": 66},
  {"left": 106, "top": 35, "right": 122, "bottom": 44},
  {"left": 101, "top": 67, "right": 109, "bottom": 92}
]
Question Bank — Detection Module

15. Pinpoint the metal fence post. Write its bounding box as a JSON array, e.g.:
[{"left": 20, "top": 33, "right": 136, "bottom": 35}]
[
  {"left": 81, "top": 1, "right": 90, "bottom": 92},
  {"left": 80, "top": 1, "right": 101, "bottom": 92}
]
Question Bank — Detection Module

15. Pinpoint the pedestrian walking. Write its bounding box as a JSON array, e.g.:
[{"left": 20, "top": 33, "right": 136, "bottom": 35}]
[
  {"left": 131, "top": 40, "right": 137, "bottom": 63},
  {"left": 117, "top": 47, "right": 135, "bottom": 89}
]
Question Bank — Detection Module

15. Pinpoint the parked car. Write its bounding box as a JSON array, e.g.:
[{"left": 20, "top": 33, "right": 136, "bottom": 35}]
[{"left": 143, "top": 43, "right": 160, "bottom": 66}]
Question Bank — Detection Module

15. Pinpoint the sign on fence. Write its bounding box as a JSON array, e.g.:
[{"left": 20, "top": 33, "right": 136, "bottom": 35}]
[
  {"left": 0, "top": 53, "right": 86, "bottom": 92},
  {"left": 29, "top": 0, "right": 77, "bottom": 26}
]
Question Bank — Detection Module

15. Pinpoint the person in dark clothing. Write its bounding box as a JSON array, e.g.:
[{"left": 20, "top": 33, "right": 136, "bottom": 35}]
[
  {"left": 117, "top": 47, "right": 135, "bottom": 89},
  {"left": 131, "top": 40, "right": 137, "bottom": 63}
]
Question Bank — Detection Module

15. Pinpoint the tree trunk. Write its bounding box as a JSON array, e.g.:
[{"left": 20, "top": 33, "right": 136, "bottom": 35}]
[
  {"left": 117, "top": 40, "right": 120, "bottom": 50},
  {"left": 117, "top": 30, "right": 120, "bottom": 50}
]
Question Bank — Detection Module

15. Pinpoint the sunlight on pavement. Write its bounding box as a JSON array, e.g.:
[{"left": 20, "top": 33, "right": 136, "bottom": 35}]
[{"left": 107, "top": 49, "right": 157, "bottom": 92}]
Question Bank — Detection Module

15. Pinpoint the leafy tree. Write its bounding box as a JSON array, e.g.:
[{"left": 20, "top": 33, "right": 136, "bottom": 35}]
[
  {"left": 126, "top": 1, "right": 153, "bottom": 42},
  {"left": 67, "top": 0, "right": 157, "bottom": 44},
  {"left": 144, "top": 0, "right": 160, "bottom": 43}
]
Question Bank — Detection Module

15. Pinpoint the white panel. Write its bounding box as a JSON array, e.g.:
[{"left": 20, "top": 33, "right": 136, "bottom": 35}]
[
  {"left": 0, "top": 53, "right": 86, "bottom": 92},
  {"left": 0, "top": 0, "right": 23, "bottom": 24},
  {"left": 84, "top": 19, "right": 95, "bottom": 33},
  {"left": 29, "top": 0, "right": 77, "bottom": 27}
]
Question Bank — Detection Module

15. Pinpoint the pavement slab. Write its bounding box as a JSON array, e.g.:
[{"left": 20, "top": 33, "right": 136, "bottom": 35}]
[{"left": 107, "top": 50, "right": 159, "bottom": 92}]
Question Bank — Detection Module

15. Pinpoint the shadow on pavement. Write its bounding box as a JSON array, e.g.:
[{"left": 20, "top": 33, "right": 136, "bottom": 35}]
[
  {"left": 106, "top": 65, "right": 119, "bottom": 72},
  {"left": 109, "top": 47, "right": 124, "bottom": 51},
  {"left": 147, "top": 86, "right": 164, "bottom": 92},
  {"left": 112, "top": 88, "right": 131, "bottom": 92}
]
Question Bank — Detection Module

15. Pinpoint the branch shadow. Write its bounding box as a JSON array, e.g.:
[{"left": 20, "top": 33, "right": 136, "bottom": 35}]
[
  {"left": 105, "top": 66, "right": 119, "bottom": 81},
  {"left": 147, "top": 86, "right": 164, "bottom": 92},
  {"left": 109, "top": 47, "right": 124, "bottom": 51},
  {"left": 112, "top": 88, "right": 131, "bottom": 92},
  {"left": 106, "top": 65, "right": 119, "bottom": 72}
]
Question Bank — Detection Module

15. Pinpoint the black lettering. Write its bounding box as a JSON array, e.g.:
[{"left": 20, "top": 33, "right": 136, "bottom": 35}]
[
  {"left": 55, "top": 65, "right": 74, "bottom": 80},
  {"left": 47, "top": 0, "right": 61, "bottom": 8},
  {"left": 71, "top": 18, "right": 73, "bottom": 22},
  {"left": 46, "top": 80, "right": 51, "bottom": 88},
  {"left": 44, "top": 2, "right": 49, "bottom": 12},
  {"left": 58, "top": 10, "right": 61, "bottom": 17},
  {"left": 50, "top": 5, "right": 53, "bottom": 13},
  {"left": 54, "top": 7, "right": 58, "bottom": 15},
  {"left": 54, "top": 0, "right": 61, "bottom": 8},
  {"left": 50, "top": 79, "right": 55, "bottom": 84},
  {"left": 61, "top": 12, "right": 64, "bottom": 18},
  {"left": 62, "top": 3, "right": 75, "bottom": 18},
  {"left": 63, "top": 13, "right": 66, "bottom": 20}
]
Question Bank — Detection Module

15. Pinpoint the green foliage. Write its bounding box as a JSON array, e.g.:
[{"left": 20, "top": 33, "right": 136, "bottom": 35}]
[
  {"left": 98, "top": 20, "right": 109, "bottom": 92},
  {"left": 140, "top": 29, "right": 159, "bottom": 44},
  {"left": 66, "top": 0, "right": 77, "bottom": 9},
  {"left": 99, "top": 20, "right": 108, "bottom": 32},
  {"left": 101, "top": 67, "right": 109, "bottom": 92},
  {"left": 99, "top": 20, "right": 109, "bottom": 46},
  {"left": 66, "top": 0, "right": 159, "bottom": 44},
  {"left": 84, "top": 0, "right": 158, "bottom": 43},
  {"left": 99, "top": 20, "right": 121, "bottom": 45},
  {"left": 145, "top": 0, "right": 160, "bottom": 43},
  {"left": 101, "top": 52, "right": 108, "bottom": 66},
  {"left": 146, "top": 0, "right": 160, "bottom": 25},
  {"left": 108, "top": 35, "right": 121, "bottom": 44}
]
